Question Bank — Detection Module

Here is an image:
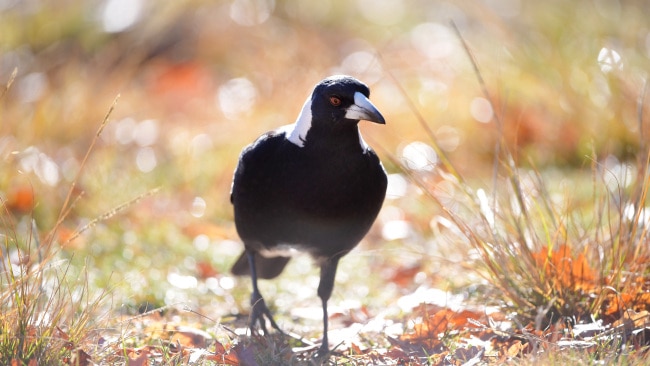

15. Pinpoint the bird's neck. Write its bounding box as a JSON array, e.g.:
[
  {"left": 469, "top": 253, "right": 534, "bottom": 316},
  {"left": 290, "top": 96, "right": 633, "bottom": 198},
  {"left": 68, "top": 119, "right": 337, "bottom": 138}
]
[{"left": 307, "top": 123, "right": 366, "bottom": 154}]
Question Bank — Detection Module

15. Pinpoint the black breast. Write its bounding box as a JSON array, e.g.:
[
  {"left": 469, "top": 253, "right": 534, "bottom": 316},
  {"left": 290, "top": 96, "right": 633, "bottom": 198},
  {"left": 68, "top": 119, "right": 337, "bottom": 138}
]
[{"left": 231, "top": 131, "right": 387, "bottom": 259}]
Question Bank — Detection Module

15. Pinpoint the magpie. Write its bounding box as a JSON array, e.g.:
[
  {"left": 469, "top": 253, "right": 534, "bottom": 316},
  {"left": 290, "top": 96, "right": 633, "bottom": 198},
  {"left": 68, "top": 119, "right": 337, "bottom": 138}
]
[{"left": 230, "top": 75, "right": 387, "bottom": 356}]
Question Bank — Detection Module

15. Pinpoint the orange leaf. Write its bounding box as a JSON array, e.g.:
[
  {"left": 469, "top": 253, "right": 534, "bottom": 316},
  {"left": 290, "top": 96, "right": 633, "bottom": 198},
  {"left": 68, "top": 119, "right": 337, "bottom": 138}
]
[
  {"left": 602, "top": 292, "right": 634, "bottom": 317},
  {"left": 196, "top": 261, "right": 219, "bottom": 279},
  {"left": 171, "top": 326, "right": 211, "bottom": 348},
  {"left": 348, "top": 342, "right": 363, "bottom": 355},
  {"left": 206, "top": 342, "right": 240, "bottom": 365},
  {"left": 633, "top": 292, "right": 650, "bottom": 312},
  {"left": 387, "top": 264, "right": 421, "bottom": 287},
  {"left": 57, "top": 226, "right": 86, "bottom": 250},
  {"left": 533, "top": 244, "right": 596, "bottom": 291},
  {"left": 402, "top": 308, "right": 483, "bottom": 349},
  {"left": 6, "top": 184, "right": 35, "bottom": 214}
]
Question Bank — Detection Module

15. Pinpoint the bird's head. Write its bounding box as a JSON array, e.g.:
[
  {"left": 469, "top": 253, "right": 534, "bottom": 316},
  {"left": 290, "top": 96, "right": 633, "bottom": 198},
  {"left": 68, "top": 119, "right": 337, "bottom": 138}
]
[{"left": 287, "top": 75, "right": 385, "bottom": 148}]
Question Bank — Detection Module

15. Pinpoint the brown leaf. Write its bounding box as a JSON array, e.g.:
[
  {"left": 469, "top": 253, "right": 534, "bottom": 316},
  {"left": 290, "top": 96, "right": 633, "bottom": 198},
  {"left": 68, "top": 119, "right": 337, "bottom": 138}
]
[
  {"left": 506, "top": 340, "right": 527, "bottom": 358},
  {"left": 613, "top": 310, "right": 650, "bottom": 329},
  {"left": 171, "top": 326, "right": 212, "bottom": 348},
  {"left": 633, "top": 293, "right": 650, "bottom": 313},
  {"left": 205, "top": 351, "right": 240, "bottom": 365},
  {"left": 213, "top": 340, "right": 227, "bottom": 354},
  {"left": 402, "top": 308, "right": 483, "bottom": 349},
  {"left": 602, "top": 292, "right": 634, "bottom": 317},
  {"left": 55, "top": 326, "right": 70, "bottom": 341},
  {"left": 69, "top": 348, "right": 92, "bottom": 366},
  {"left": 387, "top": 264, "right": 422, "bottom": 287},
  {"left": 385, "top": 346, "right": 409, "bottom": 361},
  {"left": 126, "top": 348, "right": 150, "bottom": 366},
  {"left": 207, "top": 340, "right": 239, "bottom": 365},
  {"left": 348, "top": 342, "right": 364, "bottom": 356},
  {"left": 453, "top": 346, "right": 484, "bottom": 364}
]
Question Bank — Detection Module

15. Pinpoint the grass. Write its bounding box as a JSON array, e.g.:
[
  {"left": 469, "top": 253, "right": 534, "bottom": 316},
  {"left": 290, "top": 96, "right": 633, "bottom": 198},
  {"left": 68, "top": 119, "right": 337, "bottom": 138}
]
[
  {"left": 2, "top": 0, "right": 650, "bottom": 364},
  {"left": 0, "top": 216, "right": 106, "bottom": 365}
]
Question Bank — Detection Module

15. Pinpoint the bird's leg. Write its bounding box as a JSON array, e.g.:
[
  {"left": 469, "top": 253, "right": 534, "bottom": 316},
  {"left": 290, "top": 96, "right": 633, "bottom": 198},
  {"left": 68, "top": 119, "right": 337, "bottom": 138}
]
[
  {"left": 314, "top": 255, "right": 341, "bottom": 358},
  {"left": 247, "top": 251, "right": 281, "bottom": 334}
]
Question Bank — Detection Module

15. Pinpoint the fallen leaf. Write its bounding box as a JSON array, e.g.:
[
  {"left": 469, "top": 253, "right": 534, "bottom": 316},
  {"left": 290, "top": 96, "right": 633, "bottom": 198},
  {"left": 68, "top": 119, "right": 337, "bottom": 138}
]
[
  {"left": 506, "top": 340, "right": 527, "bottom": 358},
  {"left": 171, "top": 326, "right": 212, "bottom": 348},
  {"left": 57, "top": 226, "right": 86, "bottom": 250},
  {"left": 196, "top": 260, "right": 219, "bottom": 279},
  {"left": 348, "top": 342, "right": 363, "bottom": 356},
  {"left": 6, "top": 184, "right": 35, "bottom": 214},
  {"left": 387, "top": 263, "right": 422, "bottom": 287},
  {"left": 613, "top": 309, "right": 650, "bottom": 329},
  {"left": 126, "top": 348, "right": 150, "bottom": 366},
  {"left": 532, "top": 244, "right": 596, "bottom": 292},
  {"left": 69, "top": 348, "right": 92, "bottom": 366}
]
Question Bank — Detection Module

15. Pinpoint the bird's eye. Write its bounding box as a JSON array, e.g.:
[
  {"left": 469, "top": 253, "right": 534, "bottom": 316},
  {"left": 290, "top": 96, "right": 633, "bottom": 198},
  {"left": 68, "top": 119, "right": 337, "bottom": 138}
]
[{"left": 329, "top": 96, "right": 342, "bottom": 106}]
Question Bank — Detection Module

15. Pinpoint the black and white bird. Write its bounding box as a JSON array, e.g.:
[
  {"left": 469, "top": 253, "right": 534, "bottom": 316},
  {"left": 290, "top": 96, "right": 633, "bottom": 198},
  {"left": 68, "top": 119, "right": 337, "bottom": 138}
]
[{"left": 230, "top": 75, "right": 387, "bottom": 356}]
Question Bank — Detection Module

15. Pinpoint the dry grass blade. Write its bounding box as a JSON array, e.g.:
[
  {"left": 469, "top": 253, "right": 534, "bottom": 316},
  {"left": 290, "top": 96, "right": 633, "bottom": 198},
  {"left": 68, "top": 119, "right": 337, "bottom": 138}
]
[
  {"left": 44, "top": 95, "right": 120, "bottom": 249},
  {"left": 0, "top": 214, "right": 109, "bottom": 365},
  {"left": 384, "top": 69, "right": 462, "bottom": 182},
  {"left": 0, "top": 93, "right": 131, "bottom": 364},
  {"left": 60, "top": 187, "right": 161, "bottom": 246},
  {"left": 1, "top": 67, "right": 17, "bottom": 101}
]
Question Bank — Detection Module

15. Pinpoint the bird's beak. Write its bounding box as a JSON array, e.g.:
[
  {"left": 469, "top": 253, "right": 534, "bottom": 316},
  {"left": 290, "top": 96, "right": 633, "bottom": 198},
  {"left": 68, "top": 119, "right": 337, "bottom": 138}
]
[{"left": 345, "top": 92, "right": 386, "bottom": 124}]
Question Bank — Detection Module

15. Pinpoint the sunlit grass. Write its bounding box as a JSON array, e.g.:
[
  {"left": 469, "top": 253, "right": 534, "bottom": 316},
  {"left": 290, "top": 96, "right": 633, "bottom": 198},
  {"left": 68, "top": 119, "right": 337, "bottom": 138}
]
[
  {"left": 394, "top": 25, "right": 650, "bottom": 362},
  {"left": 0, "top": 194, "right": 108, "bottom": 365},
  {"left": 2, "top": 0, "right": 650, "bottom": 364}
]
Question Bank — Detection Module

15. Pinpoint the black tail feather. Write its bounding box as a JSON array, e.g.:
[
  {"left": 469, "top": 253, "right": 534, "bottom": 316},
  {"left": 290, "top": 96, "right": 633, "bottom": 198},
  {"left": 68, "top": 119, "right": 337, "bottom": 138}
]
[{"left": 231, "top": 251, "right": 291, "bottom": 279}]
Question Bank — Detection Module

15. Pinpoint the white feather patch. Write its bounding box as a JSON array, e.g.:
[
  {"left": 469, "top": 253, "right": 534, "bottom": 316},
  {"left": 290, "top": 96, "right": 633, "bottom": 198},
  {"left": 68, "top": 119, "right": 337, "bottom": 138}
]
[{"left": 286, "top": 97, "right": 313, "bottom": 147}]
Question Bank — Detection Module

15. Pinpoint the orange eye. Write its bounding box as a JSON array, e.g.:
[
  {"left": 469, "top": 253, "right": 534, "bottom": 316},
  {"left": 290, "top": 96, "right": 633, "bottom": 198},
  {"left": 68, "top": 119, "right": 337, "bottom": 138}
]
[{"left": 329, "top": 96, "right": 341, "bottom": 106}]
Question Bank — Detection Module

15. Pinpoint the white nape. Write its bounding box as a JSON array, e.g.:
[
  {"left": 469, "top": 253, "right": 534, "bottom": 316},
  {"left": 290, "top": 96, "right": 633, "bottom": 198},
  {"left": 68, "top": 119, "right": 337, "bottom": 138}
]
[
  {"left": 286, "top": 97, "right": 313, "bottom": 147},
  {"left": 283, "top": 92, "right": 369, "bottom": 152}
]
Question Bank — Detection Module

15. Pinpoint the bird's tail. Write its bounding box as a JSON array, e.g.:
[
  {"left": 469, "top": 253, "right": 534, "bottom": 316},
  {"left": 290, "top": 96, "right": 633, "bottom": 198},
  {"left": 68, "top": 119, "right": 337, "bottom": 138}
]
[{"left": 231, "top": 251, "right": 291, "bottom": 279}]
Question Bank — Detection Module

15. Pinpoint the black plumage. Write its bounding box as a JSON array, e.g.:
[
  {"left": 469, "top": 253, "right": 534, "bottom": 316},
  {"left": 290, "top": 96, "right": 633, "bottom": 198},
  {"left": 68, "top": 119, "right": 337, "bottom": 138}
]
[{"left": 230, "top": 75, "right": 387, "bottom": 356}]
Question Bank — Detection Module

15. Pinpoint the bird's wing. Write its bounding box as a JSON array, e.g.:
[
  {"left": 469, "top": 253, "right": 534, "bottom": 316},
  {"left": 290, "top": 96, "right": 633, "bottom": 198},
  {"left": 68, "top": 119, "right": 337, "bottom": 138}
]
[{"left": 230, "top": 129, "right": 288, "bottom": 204}]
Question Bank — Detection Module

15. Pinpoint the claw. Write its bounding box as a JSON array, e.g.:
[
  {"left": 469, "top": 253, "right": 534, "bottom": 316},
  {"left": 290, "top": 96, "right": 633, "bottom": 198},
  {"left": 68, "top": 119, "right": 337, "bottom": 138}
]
[
  {"left": 313, "top": 343, "right": 330, "bottom": 360},
  {"left": 249, "top": 292, "right": 281, "bottom": 334}
]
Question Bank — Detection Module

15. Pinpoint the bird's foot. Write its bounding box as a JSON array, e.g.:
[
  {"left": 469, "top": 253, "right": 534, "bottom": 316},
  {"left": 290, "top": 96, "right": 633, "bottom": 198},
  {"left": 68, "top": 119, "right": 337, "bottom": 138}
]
[
  {"left": 312, "top": 343, "right": 330, "bottom": 361},
  {"left": 249, "top": 293, "right": 282, "bottom": 335}
]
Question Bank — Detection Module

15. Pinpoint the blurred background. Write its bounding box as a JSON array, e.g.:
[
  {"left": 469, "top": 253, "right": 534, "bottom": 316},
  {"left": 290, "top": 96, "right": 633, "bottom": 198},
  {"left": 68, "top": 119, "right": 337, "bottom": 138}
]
[{"left": 1, "top": 0, "right": 650, "bottom": 322}]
